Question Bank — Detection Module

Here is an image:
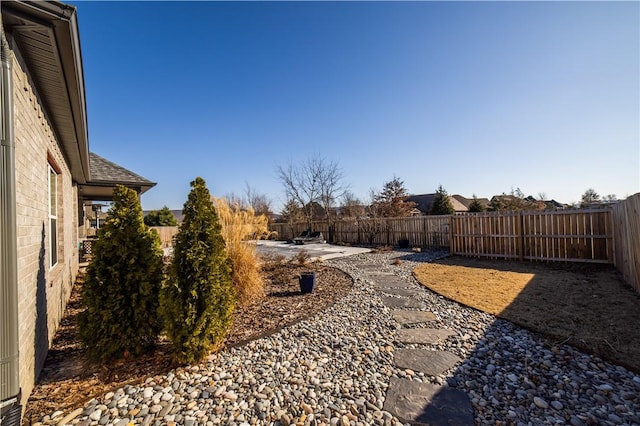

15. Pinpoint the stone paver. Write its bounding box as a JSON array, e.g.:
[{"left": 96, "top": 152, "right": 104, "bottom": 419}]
[
  {"left": 394, "top": 348, "right": 462, "bottom": 376},
  {"left": 358, "top": 264, "right": 392, "bottom": 272},
  {"left": 391, "top": 310, "right": 436, "bottom": 325},
  {"left": 380, "top": 288, "right": 422, "bottom": 297},
  {"left": 394, "top": 328, "right": 456, "bottom": 344},
  {"left": 381, "top": 296, "right": 425, "bottom": 309},
  {"left": 370, "top": 278, "right": 414, "bottom": 289},
  {"left": 384, "top": 378, "right": 474, "bottom": 426}
]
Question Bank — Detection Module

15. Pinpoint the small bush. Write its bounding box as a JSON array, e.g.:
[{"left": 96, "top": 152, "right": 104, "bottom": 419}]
[
  {"left": 260, "top": 252, "right": 287, "bottom": 272},
  {"left": 372, "top": 245, "right": 393, "bottom": 253},
  {"left": 161, "top": 178, "right": 234, "bottom": 363},
  {"left": 291, "top": 250, "right": 311, "bottom": 266},
  {"left": 78, "top": 185, "right": 164, "bottom": 361},
  {"left": 213, "top": 197, "right": 269, "bottom": 305}
]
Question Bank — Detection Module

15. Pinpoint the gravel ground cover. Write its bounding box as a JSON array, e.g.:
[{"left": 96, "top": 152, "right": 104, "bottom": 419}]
[{"left": 31, "top": 249, "right": 640, "bottom": 426}]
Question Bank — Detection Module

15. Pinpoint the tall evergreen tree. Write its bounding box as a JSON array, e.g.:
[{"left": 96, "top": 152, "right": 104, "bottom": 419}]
[
  {"left": 144, "top": 206, "right": 178, "bottom": 226},
  {"left": 79, "top": 185, "right": 164, "bottom": 361},
  {"left": 373, "top": 176, "right": 417, "bottom": 217},
  {"left": 161, "top": 177, "right": 234, "bottom": 363},
  {"left": 430, "top": 185, "right": 455, "bottom": 215},
  {"left": 468, "top": 194, "right": 485, "bottom": 212}
]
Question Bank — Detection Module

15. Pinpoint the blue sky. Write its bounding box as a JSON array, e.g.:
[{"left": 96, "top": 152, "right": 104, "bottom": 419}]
[{"left": 73, "top": 1, "right": 639, "bottom": 211}]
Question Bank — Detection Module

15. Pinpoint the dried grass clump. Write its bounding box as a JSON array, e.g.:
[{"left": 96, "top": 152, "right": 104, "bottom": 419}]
[
  {"left": 371, "top": 245, "right": 393, "bottom": 253},
  {"left": 213, "top": 197, "right": 270, "bottom": 305},
  {"left": 291, "top": 250, "right": 311, "bottom": 266},
  {"left": 259, "top": 252, "right": 287, "bottom": 272}
]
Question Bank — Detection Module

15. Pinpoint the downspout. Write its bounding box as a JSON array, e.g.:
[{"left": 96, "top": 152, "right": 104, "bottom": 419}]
[{"left": 0, "top": 12, "right": 22, "bottom": 425}]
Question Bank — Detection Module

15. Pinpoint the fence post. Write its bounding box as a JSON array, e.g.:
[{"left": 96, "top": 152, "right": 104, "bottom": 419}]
[
  {"left": 449, "top": 215, "right": 454, "bottom": 255},
  {"left": 518, "top": 212, "right": 524, "bottom": 261}
]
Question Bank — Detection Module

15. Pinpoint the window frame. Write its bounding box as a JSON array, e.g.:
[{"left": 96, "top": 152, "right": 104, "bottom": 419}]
[{"left": 48, "top": 163, "right": 59, "bottom": 269}]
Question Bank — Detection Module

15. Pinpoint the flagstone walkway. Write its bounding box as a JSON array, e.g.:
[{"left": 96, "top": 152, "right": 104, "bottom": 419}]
[{"left": 359, "top": 268, "right": 474, "bottom": 425}]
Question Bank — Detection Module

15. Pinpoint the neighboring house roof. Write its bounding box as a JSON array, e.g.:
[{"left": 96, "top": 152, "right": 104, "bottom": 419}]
[
  {"left": 3, "top": 1, "right": 155, "bottom": 202},
  {"left": 407, "top": 194, "right": 435, "bottom": 214},
  {"left": 2, "top": 0, "right": 90, "bottom": 183},
  {"left": 78, "top": 153, "right": 156, "bottom": 200},
  {"left": 451, "top": 194, "right": 490, "bottom": 209},
  {"left": 407, "top": 193, "right": 468, "bottom": 214}
]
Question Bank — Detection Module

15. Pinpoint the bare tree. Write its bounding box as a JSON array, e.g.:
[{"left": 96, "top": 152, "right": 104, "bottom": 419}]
[
  {"left": 356, "top": 188, "right": 388, "bottom": 245},
  {"left": 244, "top": 183, "right": 274, "bottom": 221},
  {"left": 279, "top": 198, "right": 304, "bottom": 239},
  {"left": 339, "top": 191, "right": 365, "bottom": 218},
  {"left": 581, "top": 188, "right": 600, "bottom": 207},
  {"left": 276, "top": 155, "right": 347, "bottom": 239},
  {"left": 488, "top": 187, "right": 544, "bottom": 211}
]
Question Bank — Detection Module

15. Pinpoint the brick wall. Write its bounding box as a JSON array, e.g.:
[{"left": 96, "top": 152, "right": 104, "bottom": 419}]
[{"left": 11, "top": 41, "right": 80, "bottom": 404}]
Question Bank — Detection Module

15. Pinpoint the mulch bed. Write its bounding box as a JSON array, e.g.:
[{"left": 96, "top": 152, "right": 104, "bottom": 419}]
[{"left": 22, "top": 261, "right": 353, "bottom": 425}]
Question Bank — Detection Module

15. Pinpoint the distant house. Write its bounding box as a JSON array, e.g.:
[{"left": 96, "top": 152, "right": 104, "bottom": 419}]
[
  {"left": 407, "top": 193, "right": 470, "bottom": 214},
  {"left": 1, "top": 1, "right": 154, "bottom": 416},
  {"left": 451, "top": 194, "right": 490, "bottom": 211},
  {"left": 523, "top": 196, "right": 566, "bottom": 210}
]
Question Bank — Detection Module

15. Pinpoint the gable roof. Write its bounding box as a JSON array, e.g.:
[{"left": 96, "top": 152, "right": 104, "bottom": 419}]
[
  {"left": 2, "top": 0, "right": 90, "bottom": 183},
  {"left": 78, "top": 153, "right": 156, "bottom": 200},
  {"left": 451, "top": 194, "right": 490, "bottom": 209},
  {"left": 407, "top": 193, "right": 469, "bottom": 214},
  {"left": 3, "top": 1, "right": 156, "bottom": 201}
]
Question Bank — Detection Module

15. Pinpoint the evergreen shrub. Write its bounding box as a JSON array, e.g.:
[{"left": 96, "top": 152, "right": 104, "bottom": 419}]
[
  {"left": 161, "top": 178, "right": 234, "bottom": 363},
  {"left": 78, "top": 185, "right": 164, "bottom": 361}
]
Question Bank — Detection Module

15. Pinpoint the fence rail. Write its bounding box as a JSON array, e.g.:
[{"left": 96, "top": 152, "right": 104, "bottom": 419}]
[{"left": 612, "top": 194, "right": 640, "bottom": 293}]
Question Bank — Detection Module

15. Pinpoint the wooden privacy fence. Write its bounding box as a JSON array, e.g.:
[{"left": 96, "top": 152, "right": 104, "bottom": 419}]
[
  {"left": 612, "top": 194, "right": 640, "bottom": 293},
  {"left": 450, "top": 209, "right": 614, "bottom": 263},
  {"left": 269, "top": 215, "right": 451, "bottom": 248},
  {"left": 150, "top": 226, "right": 179, "bottom": 248},
  {"left": 270, "top": 208, "right": 619, "bottom": 264},
  {"left": 147, "top": 196, "right": 639, "bottom": 293}
]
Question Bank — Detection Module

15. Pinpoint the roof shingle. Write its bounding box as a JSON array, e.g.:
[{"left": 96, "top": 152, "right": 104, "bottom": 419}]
[{"left": 89, "top": 152, "right": 154, "bottom": 185}]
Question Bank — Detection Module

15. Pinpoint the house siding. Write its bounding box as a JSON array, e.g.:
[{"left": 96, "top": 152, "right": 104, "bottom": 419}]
[{"left": 11, "top": 42, "right": 79, "bottom": 404}]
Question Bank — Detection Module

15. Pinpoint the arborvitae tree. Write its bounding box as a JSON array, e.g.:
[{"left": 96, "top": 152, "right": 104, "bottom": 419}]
[
  {"left": 78, "top": 185, "right": 164, "bottom": 361},
  {"left": 144, "top": 206, "right": 178, "bottom": 226},
  {"left": 430, "top": 185, "right": 455, "bottom": 215},
  {"left": 161, "top": 177, "right": 234, "bottom": 363},
  {"left": 468, "top": 194, "right": 485, "bottom": 213}
]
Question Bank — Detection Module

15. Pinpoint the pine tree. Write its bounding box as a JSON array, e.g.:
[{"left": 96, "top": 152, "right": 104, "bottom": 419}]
[
  {"left": 144, "top": 206, "right": 178, "bottom": 226},
  {"left": 78, "top": 185, "right": 164, "bottom": 361},
  {"left": 430, "top": 185, "right": 455, "bottom": 215},
  {"left": 161, "top": 177, "right": 234, "bottom": 363},
  {"left": 373, "top": 176, "right": 417, "bottom": 217},
  {"left": 468, "top": 194, "right": 485, "bottom": 212}
]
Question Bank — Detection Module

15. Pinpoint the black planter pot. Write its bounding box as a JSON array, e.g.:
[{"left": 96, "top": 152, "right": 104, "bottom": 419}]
[
  {"left": 299, "top": 271, "right": 316, "bottom": 294},
  {"left": 398, "top": 239, "right": 410, "bottom": 249}
]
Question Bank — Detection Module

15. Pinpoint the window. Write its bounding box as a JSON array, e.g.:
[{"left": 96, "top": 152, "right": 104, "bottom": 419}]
[{"left": 49, "top": 164, "right": 58, "bottom": 268}]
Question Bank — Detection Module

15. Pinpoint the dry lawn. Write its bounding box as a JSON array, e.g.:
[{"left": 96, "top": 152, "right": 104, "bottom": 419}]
[{"left": 413, "top": 256, "right": 640, "bottom": 373}]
